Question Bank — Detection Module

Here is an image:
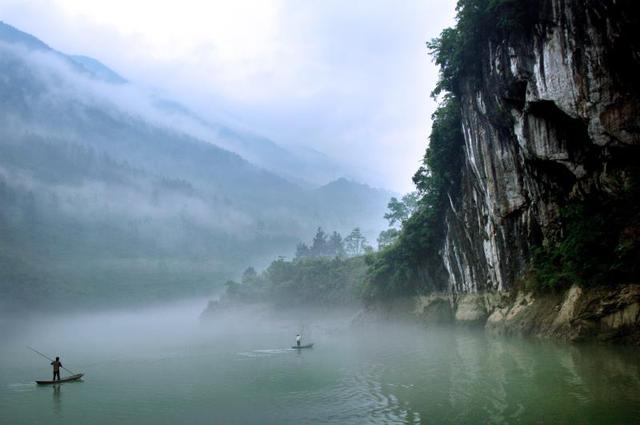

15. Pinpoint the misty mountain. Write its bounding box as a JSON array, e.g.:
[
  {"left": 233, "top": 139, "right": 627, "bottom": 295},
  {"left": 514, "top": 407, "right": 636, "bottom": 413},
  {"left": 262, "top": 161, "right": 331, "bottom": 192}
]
[
  {"left": 0, "top": 20, "right": 344, "bottom": 184},
  {"left": 311, "top": 178, "right": 393, "bottom": 234},
  {"left": 0, "top": 21, "right": 391, "bottom": 309},
  {"left": 154, "top": 98, "right": 343, "bottom": 186},
  {"left": 69, "top": 55, "right": 127, "bottom": 84}
]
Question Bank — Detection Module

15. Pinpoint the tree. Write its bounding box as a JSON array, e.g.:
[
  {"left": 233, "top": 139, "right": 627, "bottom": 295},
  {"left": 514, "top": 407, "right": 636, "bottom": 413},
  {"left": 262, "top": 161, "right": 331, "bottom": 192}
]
[
  {"left": 383, "top": 192, "right": 419, "bottom": 228},
  {"left": 241, "top": 266, "right": 257, "bottom": 284},
  {"left": 310, "top": 227, "right": 328, "bottom": 256},
  {"left": 328, "top": 231, "right": 345, "bottom": 257},
  {"left": 377, "top": 228, "right": 400, "bottom": 249},
  {"left": 428, "top": 0, "right": 539, "bottom": 97},
  {"left": 363, "top": 95, "right": 464, "bottom": 301},
  {"left": 345, "top": 227, "right": 368, "bottom": 256},
  {"left": 224, "top": 280, "right": 242, "bottom": 299},
  {"left": 295, "top": 242, "right": 310, "bottom": 258}
]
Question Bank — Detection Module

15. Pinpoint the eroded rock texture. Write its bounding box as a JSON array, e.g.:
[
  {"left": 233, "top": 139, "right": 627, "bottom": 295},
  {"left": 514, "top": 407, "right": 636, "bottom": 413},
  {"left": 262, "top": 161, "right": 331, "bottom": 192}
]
[
  {"left": 443, "top": 0, "right": 640, "bottom": 293},
  {"left": 486, "top": 284, "right": 640, "bottom": 344}
]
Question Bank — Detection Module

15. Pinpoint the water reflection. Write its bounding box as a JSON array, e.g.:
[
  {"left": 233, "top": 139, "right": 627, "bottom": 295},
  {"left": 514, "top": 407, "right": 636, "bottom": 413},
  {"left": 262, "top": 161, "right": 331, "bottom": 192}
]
[
  {"left": 372, "top": 329, "right": 640, "bottom": 424},
  {"left": 1, "top": 302, "right": 639, "bottom": 425},
  {"left": 52, "top": 384, "right": 62, "bottom": 415}
]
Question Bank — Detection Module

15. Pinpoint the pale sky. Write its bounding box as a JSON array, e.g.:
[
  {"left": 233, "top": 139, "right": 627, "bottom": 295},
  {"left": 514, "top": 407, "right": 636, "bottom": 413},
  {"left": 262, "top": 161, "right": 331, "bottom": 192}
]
[{"left": 0, "top": 0, "right": 456, "bottom": 192}]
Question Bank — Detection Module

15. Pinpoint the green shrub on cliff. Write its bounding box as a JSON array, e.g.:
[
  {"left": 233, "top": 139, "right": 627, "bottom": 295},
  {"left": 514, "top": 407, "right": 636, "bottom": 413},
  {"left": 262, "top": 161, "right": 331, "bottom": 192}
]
[
  {"left": 429, "top": 0, "right": 538, "bottom": 96},
  {"left": 366, "top": 0, "right": 639, "bottom": 298},
  {"left": 429, "top": 0, "right": 640, "bottom": 292},
  {"left": 532, "top": 188, "right": 640, "bottom": 290},
  {"left": 362, "top": 95, "right": 464, "bottom": 301}
]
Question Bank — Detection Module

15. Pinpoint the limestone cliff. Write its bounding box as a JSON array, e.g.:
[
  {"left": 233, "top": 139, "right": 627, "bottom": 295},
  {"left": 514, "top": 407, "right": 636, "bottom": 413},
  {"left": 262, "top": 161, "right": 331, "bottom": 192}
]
[{"left": 443, "top": 0, "right": 640, "bottom": 293}]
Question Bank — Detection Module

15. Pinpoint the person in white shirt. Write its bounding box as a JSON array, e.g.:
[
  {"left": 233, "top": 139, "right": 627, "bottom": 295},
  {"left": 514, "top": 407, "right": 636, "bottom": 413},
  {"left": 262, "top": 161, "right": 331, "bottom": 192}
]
[{"left": 296, "top": 334, "right": 301, "bottom": 347}]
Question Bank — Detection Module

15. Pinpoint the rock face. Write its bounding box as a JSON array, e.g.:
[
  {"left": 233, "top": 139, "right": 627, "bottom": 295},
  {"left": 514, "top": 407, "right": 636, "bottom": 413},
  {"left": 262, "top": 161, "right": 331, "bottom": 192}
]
[
  {"left": 359, "top": 284, "right": 640, "bottom": 344},
  {"left": 486, "top": 284, "right": 640, "bottom": 344},
  {"left": 360, "top": 2, "right": 639, "bottom": 343},
  {"left": 442, "top": 0, "right": 640, "bottom": 293}
]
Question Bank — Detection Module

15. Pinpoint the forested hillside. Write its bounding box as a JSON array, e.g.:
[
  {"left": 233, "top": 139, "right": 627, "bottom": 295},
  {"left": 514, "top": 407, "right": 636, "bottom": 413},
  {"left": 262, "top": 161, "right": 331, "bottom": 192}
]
[{"left": 0, "top": 22, "right": 391, "bottom": 310}]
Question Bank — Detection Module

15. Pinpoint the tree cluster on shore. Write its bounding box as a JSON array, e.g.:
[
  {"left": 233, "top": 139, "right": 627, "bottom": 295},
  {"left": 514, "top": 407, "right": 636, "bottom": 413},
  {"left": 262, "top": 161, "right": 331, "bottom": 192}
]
[
  {"left": 295, "top": 227, "right": 373, "bottom": 259},
  {"left": 218, "top": 227, "right": 370, "bottom": 308}
]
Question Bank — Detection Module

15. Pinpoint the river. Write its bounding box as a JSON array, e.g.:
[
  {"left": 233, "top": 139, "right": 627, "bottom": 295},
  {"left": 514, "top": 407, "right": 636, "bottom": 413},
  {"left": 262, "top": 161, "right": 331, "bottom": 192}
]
[{"left": 1, "top": 300, "right": 639, "bottom": 424}]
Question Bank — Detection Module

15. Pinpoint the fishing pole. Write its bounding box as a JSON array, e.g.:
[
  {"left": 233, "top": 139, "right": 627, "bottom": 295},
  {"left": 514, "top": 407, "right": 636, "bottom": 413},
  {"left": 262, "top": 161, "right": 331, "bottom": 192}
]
[{"left": 27, "top": 346, "right": 77, "bottom": 375}]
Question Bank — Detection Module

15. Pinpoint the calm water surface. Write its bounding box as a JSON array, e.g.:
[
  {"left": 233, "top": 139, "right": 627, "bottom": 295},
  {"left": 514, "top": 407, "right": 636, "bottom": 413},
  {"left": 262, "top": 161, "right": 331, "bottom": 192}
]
[{"left": 1, "top": 300, "right": 639, "bottom": 424}]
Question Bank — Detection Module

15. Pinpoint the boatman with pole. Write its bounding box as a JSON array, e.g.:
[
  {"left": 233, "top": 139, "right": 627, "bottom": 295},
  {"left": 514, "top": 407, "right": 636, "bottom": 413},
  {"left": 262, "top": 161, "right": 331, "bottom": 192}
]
[
  {"left": 51, "top": 356, "right": 62, "bottom": 381},
  {"left": 28, "top": 347, "right": 84, "bottom": 385}
]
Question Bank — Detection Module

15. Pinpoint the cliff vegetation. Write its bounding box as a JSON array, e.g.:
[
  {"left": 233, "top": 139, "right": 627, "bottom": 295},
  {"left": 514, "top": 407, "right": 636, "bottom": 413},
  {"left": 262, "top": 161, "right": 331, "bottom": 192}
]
[{"left": 363, "top": 0, "right": 640, "bottom": 301}]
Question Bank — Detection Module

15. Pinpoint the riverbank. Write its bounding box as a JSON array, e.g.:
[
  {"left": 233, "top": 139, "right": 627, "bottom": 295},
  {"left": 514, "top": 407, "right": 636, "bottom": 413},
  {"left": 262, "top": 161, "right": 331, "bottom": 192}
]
[{"left": 356, "top": 284, "right": 640, "bottom": 345}]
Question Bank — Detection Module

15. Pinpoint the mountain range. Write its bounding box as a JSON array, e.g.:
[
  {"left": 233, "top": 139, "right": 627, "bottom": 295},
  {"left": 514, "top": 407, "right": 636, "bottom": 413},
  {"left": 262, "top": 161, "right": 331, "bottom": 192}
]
[{"left": 0, "top": 21, "right": 393, "bottom": 310}]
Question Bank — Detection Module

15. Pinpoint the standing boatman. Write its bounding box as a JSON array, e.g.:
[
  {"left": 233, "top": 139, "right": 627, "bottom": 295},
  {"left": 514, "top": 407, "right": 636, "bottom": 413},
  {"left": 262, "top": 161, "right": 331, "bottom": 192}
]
[
  {"left": 51, "top": 356, "right": 62, "bottom": 381},
  {"left": 296, "top": 334, "right": 301, "bottom": 347}
]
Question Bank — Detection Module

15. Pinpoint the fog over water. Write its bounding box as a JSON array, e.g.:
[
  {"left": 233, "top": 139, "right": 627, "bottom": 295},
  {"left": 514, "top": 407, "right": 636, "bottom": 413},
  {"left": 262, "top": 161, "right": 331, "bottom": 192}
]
[
  {"left": 1, "top": 4, "right": 640, "bottom": 423},
  {"left": 2, "top": 300, "right": 640, "bottom": 425}
]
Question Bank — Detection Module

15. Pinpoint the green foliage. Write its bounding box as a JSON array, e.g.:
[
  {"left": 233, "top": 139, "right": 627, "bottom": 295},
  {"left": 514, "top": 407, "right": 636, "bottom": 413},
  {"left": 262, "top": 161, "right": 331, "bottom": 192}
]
[
  {"left": 363, "top": 0, "right": 542, "bottom": 302},
  {"left": 328, "top": 231, "right": 346, "bottom": 257},
  {"left": 363, "top": 96, "right": 465, "bottom": 301},
  {"left": 429, "top": 0, "right": 538, "bottom": 96},
  {"left": 413, "top": 97, "right": 464, "bottom": 199},
  {"left": 0, "top": 50, "right": 394, "bottom": 310},
  {"left": 267, "top": 256, "right": 367, "bottom": 306},
  {"left": 384, "top": 192, "right": 419, "bottom": 227},
  {"left": 241, "top": 267, "right": 258, "bottom": 284},
  {"left": 295, "top": 242, "right": 310, "bottom": 258},
  {"left": 296, "top": 227, "right": 346, "bottom": 258},
  {"left": 344, "top": 227, "right": 370, "bottom": 256},
  {"left": 363, "top": 0, "right": 638, "bottom": 300},
  {"left": 222, "top": 256, "right": 368, "bottom": 307},
  {"left": 377, "top": 228, "right": 400, "bottom": 249},
  {"left": 221, "top": 226, "right": 371, "bottom": 307},
  {"left": 531, "top": 192, "right": 640, "bottom": 290},
  {"left": 224, "top": 280, "right": 243, "bottom": 299},
  {"left": 311, "top": 227, "right": 329, "bottom": 254},
  {"left": 362, "top": 244, "right": 421, "bottom": 301}
]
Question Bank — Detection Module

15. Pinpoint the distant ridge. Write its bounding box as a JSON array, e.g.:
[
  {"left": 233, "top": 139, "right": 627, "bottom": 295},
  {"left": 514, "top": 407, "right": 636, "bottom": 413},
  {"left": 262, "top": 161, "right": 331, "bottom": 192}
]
[
  {"left": 0, "top": 20, "right": 50, "bottom": 50},
  {"left": 0, "top": 20, "right": 126, "bottom": 84},
  {"left": 69, "top": 55, "right": 127, "bottom": 84},
  {"left": 0, "top": 20, "right": 351, "bottom": 186}
]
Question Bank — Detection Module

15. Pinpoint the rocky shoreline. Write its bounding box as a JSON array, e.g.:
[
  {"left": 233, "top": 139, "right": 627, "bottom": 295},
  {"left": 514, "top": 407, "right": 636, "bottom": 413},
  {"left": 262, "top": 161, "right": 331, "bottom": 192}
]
[{"left": 356, "top": 284, "right": 640, "bottom": 345}]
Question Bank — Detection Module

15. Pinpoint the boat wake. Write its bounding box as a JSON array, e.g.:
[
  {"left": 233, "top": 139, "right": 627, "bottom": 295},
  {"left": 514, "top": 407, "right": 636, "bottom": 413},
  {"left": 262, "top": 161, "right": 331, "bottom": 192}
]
[{"left": 236, "top": 348, "right": 293, "bottom": 358}]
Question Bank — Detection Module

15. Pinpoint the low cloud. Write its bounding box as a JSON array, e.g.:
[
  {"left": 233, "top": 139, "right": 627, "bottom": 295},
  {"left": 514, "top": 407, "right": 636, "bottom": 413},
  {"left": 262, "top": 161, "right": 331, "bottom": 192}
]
[{"left": 0, "top": 0, "right": 456, "bottom": 192}]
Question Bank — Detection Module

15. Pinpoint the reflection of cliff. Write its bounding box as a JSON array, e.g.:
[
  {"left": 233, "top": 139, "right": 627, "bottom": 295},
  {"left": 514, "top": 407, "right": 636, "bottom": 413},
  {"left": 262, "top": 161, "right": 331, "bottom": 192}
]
[
  {"left": 442, "top": 0, "right": 639, "bottom": 293},
  {"left": 372, "top": 327, "right": 640, "bottom": 423}
]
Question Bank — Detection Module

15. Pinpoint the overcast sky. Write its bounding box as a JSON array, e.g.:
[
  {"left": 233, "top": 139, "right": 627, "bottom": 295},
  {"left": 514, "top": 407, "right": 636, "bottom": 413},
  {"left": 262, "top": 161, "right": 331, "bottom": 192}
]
[{"left": 0, "top": 0, "right": 455, "bottom": 192}]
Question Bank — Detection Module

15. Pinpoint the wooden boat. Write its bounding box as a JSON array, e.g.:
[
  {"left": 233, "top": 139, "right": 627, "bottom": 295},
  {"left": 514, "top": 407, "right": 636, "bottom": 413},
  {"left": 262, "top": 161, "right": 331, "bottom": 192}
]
[
  {"left": 36, "top": 373, "right": 84, "bottom": 385},
  {"left": 291, "top": 343, "right": 314, "bottom": 349}
]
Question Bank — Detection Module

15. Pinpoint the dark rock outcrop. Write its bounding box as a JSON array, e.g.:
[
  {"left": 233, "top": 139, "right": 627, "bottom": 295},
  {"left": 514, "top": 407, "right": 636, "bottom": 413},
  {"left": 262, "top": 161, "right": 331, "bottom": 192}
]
[{"left": 442, "top": 0, "right": 640, "bottom": 293}]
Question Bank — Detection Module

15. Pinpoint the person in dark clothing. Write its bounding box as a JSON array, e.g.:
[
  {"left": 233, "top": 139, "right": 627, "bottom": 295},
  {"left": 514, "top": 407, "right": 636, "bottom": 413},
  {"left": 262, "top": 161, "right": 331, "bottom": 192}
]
[{"left": 51, "top": 356, "right": 62, "bottom": 381}]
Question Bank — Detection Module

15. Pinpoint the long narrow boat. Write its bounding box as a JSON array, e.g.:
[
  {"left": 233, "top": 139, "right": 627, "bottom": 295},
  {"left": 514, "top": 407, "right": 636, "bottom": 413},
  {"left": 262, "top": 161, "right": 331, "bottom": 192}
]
[
  {"left": 291, "top": 343, "right": 314, "bottom": 349},
  {"left": 36, "top": 373, "right": 84, "bottom": 385}
]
